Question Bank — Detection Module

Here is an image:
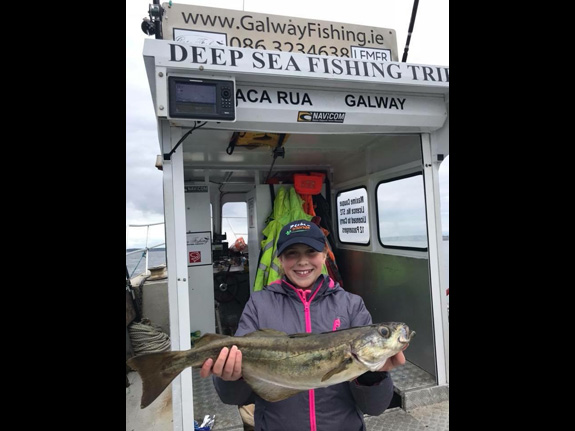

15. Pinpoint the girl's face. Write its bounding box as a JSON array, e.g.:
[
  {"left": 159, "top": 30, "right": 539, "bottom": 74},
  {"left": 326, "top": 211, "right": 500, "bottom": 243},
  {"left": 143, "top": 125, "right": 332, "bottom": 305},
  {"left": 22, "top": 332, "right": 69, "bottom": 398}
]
[{"left": 279, "top": 243, "right": 326, "bottom": 289}]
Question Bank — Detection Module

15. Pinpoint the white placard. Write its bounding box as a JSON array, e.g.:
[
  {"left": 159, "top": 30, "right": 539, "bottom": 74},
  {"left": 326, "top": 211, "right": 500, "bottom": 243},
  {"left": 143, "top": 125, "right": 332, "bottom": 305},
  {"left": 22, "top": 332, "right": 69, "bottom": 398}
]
[
  {"left": 174, "top": 28, "right": 227, "bottom": 46},
  {"left": 186, "top": 231, "right": 212, "bottom": 266},
  {"left": 351, "top": 46, "right": 392, "bottom": 62},
  {"left": 337, "top": 188, "right": 370, "bottom": 244}
]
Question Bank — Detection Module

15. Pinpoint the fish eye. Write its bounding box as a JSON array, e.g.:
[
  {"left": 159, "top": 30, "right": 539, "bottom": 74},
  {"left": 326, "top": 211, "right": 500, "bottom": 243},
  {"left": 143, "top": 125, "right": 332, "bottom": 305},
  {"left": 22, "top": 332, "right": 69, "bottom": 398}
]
[{"left": 379, "top": 327, "right": 390, "bottom": 338}]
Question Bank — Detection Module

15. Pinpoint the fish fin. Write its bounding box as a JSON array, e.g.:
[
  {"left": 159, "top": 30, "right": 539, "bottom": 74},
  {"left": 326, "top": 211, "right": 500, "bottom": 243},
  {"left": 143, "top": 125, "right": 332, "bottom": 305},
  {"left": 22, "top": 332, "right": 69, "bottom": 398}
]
[
  {"left": 244, "top": 329, "right": 311, "bottom": 338},
  {"left": 288, "top": 333, "right": 314, "bottom": 338},
  {"left": 244, "top": 329, "right": 288, "bottom": 337},
  {"left": 193, "top": 333, "right": 229, "bottom": 348},
  {"left": 321, "top": 357, "right": 353, "bottom": 382},
  {"left": 127, "top": 351, "right": 188, "bottom": 409},
  {"left": 243, "top": 374, "right": 304, "bottom": 402}
]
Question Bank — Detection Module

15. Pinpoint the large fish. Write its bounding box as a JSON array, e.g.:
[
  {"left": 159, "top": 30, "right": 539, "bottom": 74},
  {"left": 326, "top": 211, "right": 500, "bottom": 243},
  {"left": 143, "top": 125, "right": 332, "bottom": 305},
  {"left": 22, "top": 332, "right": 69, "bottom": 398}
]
[{"left": 127, "top": 322, "right": 414, "bottom": 408}]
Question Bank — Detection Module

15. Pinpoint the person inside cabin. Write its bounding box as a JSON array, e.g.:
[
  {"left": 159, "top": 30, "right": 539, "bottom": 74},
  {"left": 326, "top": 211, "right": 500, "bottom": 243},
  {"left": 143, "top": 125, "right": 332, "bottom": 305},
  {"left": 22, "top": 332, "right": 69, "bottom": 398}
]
[{"left": 200, "top": 219, "right": 408, "bottom": 431}]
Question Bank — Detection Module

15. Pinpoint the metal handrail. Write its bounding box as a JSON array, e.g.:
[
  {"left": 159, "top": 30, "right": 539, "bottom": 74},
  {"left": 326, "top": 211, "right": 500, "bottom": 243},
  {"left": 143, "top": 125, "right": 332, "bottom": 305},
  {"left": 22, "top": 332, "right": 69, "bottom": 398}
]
[
  {"left": 127, "top": 222, "right": 165, "bottom": 227},
  {"left": 126, "top": 242, "right": 166, "bottom": 257},
  {"left": 126, "top": 222, "right": 165, "bottom": 276}
]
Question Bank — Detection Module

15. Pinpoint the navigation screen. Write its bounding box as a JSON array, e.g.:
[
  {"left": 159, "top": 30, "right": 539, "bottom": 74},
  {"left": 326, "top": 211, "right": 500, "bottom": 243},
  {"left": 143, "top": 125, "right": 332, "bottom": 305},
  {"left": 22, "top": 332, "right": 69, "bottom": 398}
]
[
  {"left": 168, "top": 76, "right": 235, "bottom": 121},
  {"left": 175, "top": 82, "right": 216, "bottom": 105}
]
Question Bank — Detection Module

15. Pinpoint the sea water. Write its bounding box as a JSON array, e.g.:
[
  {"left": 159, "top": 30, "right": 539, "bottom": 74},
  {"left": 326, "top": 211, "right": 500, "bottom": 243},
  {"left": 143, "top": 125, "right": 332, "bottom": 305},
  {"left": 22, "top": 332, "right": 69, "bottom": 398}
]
[{"left": 126, "top": 248, "right": 167, "bottom": 278}]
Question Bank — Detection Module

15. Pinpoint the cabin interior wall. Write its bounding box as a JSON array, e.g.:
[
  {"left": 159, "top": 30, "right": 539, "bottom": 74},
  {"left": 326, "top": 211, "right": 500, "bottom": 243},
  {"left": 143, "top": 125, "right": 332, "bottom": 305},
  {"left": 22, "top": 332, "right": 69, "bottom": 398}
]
[
  {"left": 336, "top": 249, "right": 435, "bottom": 377},
  {"left": 210, "top": 185, "right": 220, "bottom": 234},
  {"left": 330, "top": 135, "right": 422, "bottom": 184},
  {"left": 330, "top": 134, "right": 436, "bottom": 376},
  {"left": 246, "top": 185, "right": 274, "bottom": 291},
  {"left": 185, "top": 187, "right": 216, "bottom": 335}
]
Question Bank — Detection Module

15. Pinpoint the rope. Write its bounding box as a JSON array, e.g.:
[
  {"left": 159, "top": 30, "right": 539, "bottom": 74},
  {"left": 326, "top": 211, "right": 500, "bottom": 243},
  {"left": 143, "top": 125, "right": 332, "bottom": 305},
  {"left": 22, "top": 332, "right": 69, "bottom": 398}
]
[
  {"left": 130, "top": 250, "right": 147, "bottom": 278},
  {"left": 128, "top": 318, "right": 171, "bottom": 356}
]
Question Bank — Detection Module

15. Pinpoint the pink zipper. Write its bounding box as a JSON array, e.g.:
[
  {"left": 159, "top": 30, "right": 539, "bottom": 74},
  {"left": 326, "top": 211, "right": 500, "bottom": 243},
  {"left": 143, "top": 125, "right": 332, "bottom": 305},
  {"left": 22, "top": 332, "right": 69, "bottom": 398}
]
[
  {"left": 287, "top": 280, "right": 323, "bottom": 332},
  {"left": 286, "top": 279, "right": 324, "bottom": 431},
  {"left": 296, "top": 288, "right": 317, "bottom": 431}
]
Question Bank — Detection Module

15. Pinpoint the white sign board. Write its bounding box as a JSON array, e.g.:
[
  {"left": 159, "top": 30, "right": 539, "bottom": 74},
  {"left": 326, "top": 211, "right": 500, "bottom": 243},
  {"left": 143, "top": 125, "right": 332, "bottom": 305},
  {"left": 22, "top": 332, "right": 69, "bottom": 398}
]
[
  {"left": 337, "top": 188, "right": 370, "bottom": 244},
  {"left": 235, "top": 84, "right": 445, "bottom": 121},
  {"left": 144, "top": 39, "right": 449, "bottom": 88},
  {"left": 162, "top": 3, "right": 398, "bottom": 60},
  {"left": 143, "top": 40, "right": 449, "bottom": 130}
]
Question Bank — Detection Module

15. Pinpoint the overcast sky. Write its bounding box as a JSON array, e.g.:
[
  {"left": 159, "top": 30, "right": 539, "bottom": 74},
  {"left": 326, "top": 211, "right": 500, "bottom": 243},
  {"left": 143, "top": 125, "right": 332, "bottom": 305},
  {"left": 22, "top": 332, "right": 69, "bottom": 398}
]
[{"left": 126, "top": 0, "right": 449, "bottom": 249}]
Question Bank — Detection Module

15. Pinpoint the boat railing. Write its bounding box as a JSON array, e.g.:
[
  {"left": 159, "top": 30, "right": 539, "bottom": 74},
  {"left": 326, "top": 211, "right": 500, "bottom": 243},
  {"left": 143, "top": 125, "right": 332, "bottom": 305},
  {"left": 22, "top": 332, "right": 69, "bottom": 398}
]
[{"left": 126, "top": 222, "right": 165, "bottom": 278}]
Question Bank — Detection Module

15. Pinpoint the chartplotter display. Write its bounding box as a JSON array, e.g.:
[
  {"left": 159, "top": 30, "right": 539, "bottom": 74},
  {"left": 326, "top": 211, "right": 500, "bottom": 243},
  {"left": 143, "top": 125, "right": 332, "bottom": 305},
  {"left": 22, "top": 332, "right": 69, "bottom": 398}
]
[{"left": 168, "top": 76, "right": 236, "bottom": 121}]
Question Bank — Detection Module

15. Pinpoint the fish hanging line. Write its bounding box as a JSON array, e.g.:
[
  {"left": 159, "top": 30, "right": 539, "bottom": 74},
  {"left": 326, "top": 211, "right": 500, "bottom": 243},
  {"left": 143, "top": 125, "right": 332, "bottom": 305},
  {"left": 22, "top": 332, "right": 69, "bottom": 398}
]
[{"left": 163, "top": 121, "right": 208, "bottom": 161}]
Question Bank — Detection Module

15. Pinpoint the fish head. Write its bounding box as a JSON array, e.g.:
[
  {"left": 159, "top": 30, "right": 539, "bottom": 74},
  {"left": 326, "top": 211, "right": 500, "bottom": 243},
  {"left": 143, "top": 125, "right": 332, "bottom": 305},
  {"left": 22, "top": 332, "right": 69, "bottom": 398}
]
[{"left": 351, "top": 322, "right": 415, "bottom": 371}]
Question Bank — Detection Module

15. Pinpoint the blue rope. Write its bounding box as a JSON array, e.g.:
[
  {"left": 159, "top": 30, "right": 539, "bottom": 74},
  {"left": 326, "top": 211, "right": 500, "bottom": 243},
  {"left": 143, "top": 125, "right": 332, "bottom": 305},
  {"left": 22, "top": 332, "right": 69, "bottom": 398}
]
[{"left": 130, "top": 250, "right": 147, "bottom": 278}]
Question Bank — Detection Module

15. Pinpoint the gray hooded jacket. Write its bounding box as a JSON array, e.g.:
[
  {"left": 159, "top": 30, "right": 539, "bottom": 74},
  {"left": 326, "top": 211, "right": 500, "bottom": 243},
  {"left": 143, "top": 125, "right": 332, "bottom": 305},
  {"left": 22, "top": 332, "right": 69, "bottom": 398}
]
[{"left": 212, "top": 274, "right": 394, "bottom": 431}]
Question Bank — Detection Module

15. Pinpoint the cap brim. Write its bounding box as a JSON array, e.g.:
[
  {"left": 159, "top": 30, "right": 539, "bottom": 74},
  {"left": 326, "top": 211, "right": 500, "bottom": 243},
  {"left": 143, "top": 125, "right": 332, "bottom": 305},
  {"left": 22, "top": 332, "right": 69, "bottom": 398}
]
[{"left": 277, "top": 237, "right": 325, "bottom": 256}]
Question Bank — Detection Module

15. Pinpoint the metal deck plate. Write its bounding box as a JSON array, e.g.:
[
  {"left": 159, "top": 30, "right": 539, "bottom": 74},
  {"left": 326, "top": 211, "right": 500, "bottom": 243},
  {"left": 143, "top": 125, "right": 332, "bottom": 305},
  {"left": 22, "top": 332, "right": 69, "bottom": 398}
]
[
  {"left": 192, "top": 369, "right": 245, "bottom": 431},
  {"left": 390, "top": 361, "right": 436, "bottom": 392},
  {"left": 365, "top": 401, "right": 449, "bottom": 431},
  {"left": 389, "top": 361, "right": 449, "bottom": 410}
]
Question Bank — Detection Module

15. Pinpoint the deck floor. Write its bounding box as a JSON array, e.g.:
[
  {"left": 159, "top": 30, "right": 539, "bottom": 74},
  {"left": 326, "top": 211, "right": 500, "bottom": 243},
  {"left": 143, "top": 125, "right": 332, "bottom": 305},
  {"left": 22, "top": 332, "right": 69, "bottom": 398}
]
[
  {"left": 364, "top": 401, "right": 449, "bottom": 431},
  {"left": 126, "top": 365, "right": 449, "bottom": 431},
  {"left": 126, "top": 369, "right": 245, "bottom": 431},
  {"left": 126, "top": 370, "right": 174, "bottom": 431}
]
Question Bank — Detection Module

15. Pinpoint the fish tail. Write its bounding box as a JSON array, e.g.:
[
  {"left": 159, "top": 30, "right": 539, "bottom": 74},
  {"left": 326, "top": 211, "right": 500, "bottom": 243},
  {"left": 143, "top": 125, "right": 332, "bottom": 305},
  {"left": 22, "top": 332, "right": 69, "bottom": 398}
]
[{"left": 127, "top": 351, "right": 188, "bottom": 408}]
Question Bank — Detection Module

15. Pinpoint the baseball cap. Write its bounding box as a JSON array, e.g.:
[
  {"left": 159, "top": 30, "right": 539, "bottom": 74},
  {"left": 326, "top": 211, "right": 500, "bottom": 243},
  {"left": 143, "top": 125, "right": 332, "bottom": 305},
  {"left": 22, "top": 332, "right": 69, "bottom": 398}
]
[{"left": 276, "top": 219, "right": 326, "bottom": 256}]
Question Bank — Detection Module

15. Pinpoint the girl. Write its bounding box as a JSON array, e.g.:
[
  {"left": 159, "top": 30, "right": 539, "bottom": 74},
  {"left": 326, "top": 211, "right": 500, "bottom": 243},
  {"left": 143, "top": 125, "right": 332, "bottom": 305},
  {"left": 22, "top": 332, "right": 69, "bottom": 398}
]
[{"left": 200, "top": 219, "right": 407, "bottom": 431}]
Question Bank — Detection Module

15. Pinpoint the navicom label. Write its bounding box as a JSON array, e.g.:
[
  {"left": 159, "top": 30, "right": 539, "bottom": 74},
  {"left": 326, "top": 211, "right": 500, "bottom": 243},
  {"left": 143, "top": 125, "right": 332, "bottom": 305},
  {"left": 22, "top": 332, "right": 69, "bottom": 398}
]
[{"left": 298, "top": 111, "right": 345, "bottom": 123}]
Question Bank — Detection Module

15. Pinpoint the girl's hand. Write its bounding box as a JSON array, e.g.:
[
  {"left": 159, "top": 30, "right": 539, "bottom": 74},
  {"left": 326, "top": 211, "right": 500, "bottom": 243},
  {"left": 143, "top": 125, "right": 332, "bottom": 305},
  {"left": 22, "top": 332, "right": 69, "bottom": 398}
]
[{"left": 200, "top": 345, "right": 243, "bottom": 381}]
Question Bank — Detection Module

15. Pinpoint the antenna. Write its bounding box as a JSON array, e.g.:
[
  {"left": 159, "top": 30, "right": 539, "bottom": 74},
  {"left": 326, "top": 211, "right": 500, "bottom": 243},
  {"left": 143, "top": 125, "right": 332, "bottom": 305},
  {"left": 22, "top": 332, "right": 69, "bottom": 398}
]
[{"left": 401, "top": 0, "right": 420, "bottom": 62}]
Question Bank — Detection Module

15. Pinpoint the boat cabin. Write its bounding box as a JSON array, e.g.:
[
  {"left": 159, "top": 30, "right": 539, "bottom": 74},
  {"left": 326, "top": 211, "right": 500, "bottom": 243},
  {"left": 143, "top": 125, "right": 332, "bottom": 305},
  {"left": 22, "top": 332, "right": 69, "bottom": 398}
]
[{"left": 135, "top": 4, "right": 449, "bottom": 430}]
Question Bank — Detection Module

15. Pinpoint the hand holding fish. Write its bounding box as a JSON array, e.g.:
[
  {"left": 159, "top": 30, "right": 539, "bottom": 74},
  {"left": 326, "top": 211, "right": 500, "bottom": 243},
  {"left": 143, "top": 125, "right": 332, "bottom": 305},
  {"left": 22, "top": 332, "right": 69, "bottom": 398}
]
[
  {"left": 200, "top": 345, "right": 243, "bottom": 380},
  {"left": 378, "top": 349, "right": 406, "bottom": 372}
]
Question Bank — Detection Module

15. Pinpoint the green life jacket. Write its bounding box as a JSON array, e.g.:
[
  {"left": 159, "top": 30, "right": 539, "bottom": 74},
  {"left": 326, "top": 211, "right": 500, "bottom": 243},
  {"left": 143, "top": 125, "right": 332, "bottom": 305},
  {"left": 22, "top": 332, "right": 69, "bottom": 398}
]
[{"left": 253, "top": 186, "right": 326, "bottom": 291}]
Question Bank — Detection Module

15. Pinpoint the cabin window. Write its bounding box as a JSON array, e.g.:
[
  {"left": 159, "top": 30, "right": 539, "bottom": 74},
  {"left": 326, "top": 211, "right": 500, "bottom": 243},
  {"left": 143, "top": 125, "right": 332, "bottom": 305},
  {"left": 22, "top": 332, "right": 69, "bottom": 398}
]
[
  {"left": 376, "top": 173, "right": 428, "bottom": 250},
  {"left": 222, "top": 202, "right": 248, "bottom": 245},
  {"left": 336, "top": 187, "right": 370, "bottom": 245}
]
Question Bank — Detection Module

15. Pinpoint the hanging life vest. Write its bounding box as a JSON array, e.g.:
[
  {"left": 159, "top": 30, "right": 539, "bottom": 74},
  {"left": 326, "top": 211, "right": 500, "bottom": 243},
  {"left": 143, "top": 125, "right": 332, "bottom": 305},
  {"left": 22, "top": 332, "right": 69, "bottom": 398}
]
[{"left": 254, "top": 186, "right": 328, "bottom": 291}]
